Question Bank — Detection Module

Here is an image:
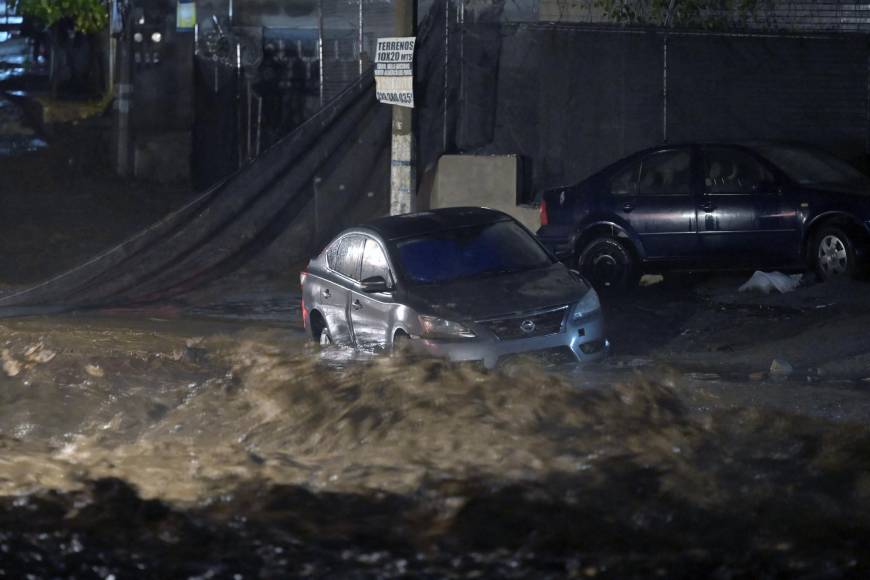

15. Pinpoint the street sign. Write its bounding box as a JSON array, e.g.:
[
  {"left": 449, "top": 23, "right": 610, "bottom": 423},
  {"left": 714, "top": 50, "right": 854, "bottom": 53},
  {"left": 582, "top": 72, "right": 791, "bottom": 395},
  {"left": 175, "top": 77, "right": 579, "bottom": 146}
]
[
  {"left": 176, "top": 0, "right": 196, "bottom": 31},
  {"left": 375, "top": 37, "right": 415, "bottom": 108}
]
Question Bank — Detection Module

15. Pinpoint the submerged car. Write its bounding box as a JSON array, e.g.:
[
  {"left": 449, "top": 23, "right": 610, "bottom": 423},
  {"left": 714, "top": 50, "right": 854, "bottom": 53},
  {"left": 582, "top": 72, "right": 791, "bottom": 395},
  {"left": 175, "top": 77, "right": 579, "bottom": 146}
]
[
  {"left": 301, "top": 207, "right": 607, "bottom": 368},
  {"left": 537, "top": 142, "right": 870, "bottom": 290}
]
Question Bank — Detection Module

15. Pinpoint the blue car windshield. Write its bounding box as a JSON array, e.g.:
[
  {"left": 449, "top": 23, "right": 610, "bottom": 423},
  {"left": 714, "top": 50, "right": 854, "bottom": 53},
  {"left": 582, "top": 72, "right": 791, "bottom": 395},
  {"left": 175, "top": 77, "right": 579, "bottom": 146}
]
[{"left": 394, "top": 221, "right": 553, "bottom": 285}]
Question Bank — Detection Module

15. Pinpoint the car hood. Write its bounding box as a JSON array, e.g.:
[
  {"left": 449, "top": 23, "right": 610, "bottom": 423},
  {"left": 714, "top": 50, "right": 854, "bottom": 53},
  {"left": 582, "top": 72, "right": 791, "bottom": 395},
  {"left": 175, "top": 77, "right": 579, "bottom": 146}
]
[{"left": 405, "top": 263, "right": 589, "bottom": 321}]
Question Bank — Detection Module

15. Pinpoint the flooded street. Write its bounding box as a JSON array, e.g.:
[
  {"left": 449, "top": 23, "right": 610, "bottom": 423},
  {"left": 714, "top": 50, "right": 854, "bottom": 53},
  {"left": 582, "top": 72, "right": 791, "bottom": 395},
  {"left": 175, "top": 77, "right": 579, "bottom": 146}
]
[
  {"left": 2, "top": 275, "right": 870, "bottom": 578},
  {"left": 4, "top": 3, "right": 870, "bottom": 576}
]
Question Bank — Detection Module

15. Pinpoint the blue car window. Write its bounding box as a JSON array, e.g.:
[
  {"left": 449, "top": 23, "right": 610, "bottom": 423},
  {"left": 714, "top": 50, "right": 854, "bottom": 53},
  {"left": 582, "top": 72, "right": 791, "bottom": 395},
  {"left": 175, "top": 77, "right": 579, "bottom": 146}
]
[
  {"left": 703, "top": 148, "right": 773, "bottom": 194},
  {"left": 610, "top": 160, "right": 641, "bottom": 195},
  {"left": 638, "top": 150, "right": 691, "bottom": 195}
]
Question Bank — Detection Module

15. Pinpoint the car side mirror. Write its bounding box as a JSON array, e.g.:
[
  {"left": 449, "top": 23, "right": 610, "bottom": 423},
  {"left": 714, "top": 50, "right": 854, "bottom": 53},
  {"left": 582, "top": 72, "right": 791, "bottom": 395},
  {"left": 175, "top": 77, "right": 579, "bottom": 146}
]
[{"left": 361, "top": 275, "right": 391, "bottom": 293}]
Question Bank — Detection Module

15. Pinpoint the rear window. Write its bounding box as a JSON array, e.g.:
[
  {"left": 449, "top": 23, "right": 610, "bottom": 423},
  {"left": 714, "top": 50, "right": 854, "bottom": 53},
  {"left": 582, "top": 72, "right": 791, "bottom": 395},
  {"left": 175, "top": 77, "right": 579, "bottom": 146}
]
[
  {"left": 394, "top": 221, "right": 553, "bottom": 285},
  {"left": 754, "top": 144, "right": 870, "bottom": 188}
]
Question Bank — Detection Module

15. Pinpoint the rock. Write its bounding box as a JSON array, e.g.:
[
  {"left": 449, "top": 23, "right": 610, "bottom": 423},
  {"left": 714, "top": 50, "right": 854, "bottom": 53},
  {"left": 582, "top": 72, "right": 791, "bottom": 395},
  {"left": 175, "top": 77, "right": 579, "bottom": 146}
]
[{"left": 770, "top": 359, "right": 794, "bottom": 378}]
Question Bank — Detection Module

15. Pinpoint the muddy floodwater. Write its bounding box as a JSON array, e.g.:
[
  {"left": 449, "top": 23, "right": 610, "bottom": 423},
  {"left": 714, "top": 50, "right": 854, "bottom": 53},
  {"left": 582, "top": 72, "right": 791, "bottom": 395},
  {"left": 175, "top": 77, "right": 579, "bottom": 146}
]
[{"left": 2, "top": 311, "right": 870, "bottom": 578}]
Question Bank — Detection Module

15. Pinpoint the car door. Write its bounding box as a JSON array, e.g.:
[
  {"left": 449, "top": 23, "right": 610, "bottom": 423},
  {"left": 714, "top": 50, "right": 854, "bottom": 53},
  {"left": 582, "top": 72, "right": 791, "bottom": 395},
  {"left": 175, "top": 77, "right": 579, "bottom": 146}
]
[
  {"left": 321, "top": 234, "right": 364, "bottom": 344},
  {"left": 349, "top": 237, "right": 396, "bottom": 350},
  {"left": 608, "top": 147, "right": 699, "bottom": 261},
  {"left": 698, "top": 146, "right": 800, "bottom": 267}
]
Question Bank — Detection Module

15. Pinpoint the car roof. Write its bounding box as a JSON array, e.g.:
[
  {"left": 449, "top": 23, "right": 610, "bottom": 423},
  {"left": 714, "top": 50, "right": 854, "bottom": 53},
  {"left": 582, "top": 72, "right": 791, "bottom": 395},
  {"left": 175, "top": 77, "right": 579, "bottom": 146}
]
[{"left": 357, "top": 207, "right": 512, "bottom": 241}]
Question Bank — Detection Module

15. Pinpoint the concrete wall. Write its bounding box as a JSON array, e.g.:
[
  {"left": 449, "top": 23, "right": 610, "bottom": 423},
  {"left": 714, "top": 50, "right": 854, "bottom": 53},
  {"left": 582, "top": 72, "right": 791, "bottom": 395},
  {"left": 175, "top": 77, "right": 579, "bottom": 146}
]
[{"left": 427, "top": 154, "right": 540, "bottom": 232}]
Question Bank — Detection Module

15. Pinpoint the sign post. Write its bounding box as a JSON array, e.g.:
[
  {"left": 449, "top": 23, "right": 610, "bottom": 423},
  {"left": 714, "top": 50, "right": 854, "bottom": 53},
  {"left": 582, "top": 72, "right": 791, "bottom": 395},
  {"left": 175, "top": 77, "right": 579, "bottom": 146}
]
[{"left": 376, "top": 1, "right": 416, "bottom": 216}]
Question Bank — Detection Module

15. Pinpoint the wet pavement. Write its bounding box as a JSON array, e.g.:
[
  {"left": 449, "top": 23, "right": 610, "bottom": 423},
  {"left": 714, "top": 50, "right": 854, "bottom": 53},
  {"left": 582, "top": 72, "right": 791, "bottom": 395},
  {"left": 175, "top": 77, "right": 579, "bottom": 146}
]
[{"left": 1, "top": 274, "right": 870, "bottom": 577}]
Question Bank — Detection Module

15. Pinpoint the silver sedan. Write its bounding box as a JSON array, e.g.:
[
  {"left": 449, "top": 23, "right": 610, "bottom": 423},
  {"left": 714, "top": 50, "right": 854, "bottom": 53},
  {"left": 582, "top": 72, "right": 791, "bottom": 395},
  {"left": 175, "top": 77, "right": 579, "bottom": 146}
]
[{"left": 301, "top": 207, "right": 608, "bottom": 369}]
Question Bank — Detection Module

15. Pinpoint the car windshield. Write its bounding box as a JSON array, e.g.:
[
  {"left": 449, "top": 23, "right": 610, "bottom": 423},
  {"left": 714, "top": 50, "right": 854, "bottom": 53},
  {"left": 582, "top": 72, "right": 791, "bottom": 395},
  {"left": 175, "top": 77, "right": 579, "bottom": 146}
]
[
  {"left": 754, "top": 144, "right": 870, "bottom": 188},
  {"left": 394, "top": 221, "right": 553, "bottom": 285}
]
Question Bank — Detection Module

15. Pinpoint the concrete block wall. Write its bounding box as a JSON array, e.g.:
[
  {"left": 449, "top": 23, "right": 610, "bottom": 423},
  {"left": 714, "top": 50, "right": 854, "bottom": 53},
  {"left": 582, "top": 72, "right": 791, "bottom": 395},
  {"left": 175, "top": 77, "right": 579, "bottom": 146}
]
[{"left": 426, "top": 154, "right": 540, "bottom": 232}]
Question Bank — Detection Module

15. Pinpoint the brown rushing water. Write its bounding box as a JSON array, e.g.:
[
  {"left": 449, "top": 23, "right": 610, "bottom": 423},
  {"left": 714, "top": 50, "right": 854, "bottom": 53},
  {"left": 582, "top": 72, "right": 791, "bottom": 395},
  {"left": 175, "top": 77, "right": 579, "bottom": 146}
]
[{"left": 1, "top": 317, "right": 870, "bottom": 578}]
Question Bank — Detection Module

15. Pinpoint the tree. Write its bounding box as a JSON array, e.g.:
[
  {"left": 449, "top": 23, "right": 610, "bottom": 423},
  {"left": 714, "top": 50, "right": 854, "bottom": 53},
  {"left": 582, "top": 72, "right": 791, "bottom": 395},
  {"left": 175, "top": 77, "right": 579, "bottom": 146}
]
[
  {"left": 12, "top": 0, "right": 109, "bottom": 95},
  {"left": 595, "top": 0, "right": 763, "bottom": 28},
  {"left": 12, "top": 0, "right": 107, "bottom": 34}
]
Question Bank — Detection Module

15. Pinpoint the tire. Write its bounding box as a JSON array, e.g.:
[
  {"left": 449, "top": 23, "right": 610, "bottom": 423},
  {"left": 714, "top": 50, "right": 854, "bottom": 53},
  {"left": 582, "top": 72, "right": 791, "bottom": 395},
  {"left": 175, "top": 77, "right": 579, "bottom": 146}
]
[
  {"left": 813, "top": 226, "right": 856, "bottom": 280},
  {"left": 578, "top": 237, "right": 639, "bottom": 292},
  {"left": 392, "top": 330, "right": 411, "bottom": 354},
  {"left": 319, "top": 326, "right": 333, "bottom": 346}
]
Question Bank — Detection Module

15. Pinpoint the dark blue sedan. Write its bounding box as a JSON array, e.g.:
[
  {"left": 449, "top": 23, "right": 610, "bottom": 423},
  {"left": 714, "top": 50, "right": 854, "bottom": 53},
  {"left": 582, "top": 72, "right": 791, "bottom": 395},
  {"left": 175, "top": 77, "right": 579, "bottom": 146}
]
[{"left": 537, "top": 143, "right": 870, "bottom": 290}]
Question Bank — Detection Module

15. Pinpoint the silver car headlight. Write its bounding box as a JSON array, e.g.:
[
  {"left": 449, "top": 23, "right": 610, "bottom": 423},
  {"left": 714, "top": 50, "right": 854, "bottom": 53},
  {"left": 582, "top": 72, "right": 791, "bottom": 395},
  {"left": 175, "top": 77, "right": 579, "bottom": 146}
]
[
  {"left": 418, "top": 315, "right": 477, "bottom": 339},
  {"left": 572, "top": 287, "right": 600, "bottom": 320}
]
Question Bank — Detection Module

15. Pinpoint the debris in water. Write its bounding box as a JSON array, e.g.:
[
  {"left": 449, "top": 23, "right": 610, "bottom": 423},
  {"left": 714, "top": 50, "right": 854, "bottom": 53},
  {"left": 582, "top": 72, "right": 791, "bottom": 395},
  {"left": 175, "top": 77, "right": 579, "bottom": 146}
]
[
  {"left": 24, "top": 342, "right": 56, "bottom": 364},
  {"left": 1, "top": 349, "right": 21, "bottom": 376},
  {"left": 770, "top": 358, "right": 794, "bottom": 379},
  {"left": 84, "top": 364, "right": 105, "bottom": 378}
]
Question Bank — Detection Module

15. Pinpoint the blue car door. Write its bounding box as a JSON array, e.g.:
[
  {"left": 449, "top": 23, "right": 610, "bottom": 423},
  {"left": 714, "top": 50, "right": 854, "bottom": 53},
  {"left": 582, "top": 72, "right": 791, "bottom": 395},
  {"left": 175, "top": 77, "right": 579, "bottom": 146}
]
[
  {"left": 608, "top": 147, "right": 699, "bottom": 261},
  {"left": 698, "top": 146, "right": 800, "bottom": 267}
]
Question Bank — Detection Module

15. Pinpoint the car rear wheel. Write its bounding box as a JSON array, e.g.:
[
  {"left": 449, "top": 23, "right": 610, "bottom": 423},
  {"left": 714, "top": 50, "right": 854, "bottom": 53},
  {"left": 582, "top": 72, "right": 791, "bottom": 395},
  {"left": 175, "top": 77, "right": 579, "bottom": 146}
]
[
  {"left": 814, "top": 227, "right": 856, "bottom": 280},
  {"left": 319, "top": 326, "right": 333, "bottom": 346},
  {"left": 578, "top": 237, "right": 639, "bottom": 292}
]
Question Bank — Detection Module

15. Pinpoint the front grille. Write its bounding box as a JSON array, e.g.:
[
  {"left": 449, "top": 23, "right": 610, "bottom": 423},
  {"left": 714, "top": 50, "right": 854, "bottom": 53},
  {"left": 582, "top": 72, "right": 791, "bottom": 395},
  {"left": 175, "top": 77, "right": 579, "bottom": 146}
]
[
  {"left": 477, "top": 306, "right": 568, "bottom": 340},
  {"left": 498, "top": 346, "right": 577, "bottom": 367}
]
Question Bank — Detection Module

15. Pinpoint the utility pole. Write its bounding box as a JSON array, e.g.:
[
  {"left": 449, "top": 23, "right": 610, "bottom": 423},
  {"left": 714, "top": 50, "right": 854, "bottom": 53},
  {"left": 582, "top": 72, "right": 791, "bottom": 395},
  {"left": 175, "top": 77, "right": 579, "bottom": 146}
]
[
  {"left": 390, "top": 0, "right": 416, "bottom": 215},
  {"left": 115, "top": 2, "right": 133, "bottom": 176}
]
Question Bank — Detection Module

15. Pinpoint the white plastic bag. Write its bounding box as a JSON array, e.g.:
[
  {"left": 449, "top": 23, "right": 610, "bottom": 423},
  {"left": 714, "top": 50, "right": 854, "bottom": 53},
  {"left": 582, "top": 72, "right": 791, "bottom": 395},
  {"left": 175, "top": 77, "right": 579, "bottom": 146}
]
[{"left": 738, "top": 271, "right": 802, "bottom": 294}]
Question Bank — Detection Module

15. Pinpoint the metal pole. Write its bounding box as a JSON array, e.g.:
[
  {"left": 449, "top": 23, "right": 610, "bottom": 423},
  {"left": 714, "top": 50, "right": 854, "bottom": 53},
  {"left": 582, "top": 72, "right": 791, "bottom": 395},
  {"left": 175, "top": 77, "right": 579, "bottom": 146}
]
[
  {"left": 246, "top": 78, "right": 252, "bottom": 160},
  {"left": 313, "top": 176, "right": 322, "bottom": 240},
  {"left": 318, "top": 0, "right": 325, "bottom": 107},
  {"left": 442, "top": 0, "right": 449, "bottom": 151},
  {"left": 662, "top": 34, "right": 668, "bottom": 143},
  {"left": 236, "top": 42, "right": 243, "bottom": 168},
  {"left": 358, "top": 0, "right": 364, "bottom": 76},
  {"left": 107, "top": 1, "right": 116, "bottom": 94},
  {"left": 115, "top": 8, "right": 133, "bottom": 176},
  {"left": 390, "top": 0, "right": 417, "bottom": 215},
  {"left": 256, "top": 95, "right": 263, "bottom": 157}
]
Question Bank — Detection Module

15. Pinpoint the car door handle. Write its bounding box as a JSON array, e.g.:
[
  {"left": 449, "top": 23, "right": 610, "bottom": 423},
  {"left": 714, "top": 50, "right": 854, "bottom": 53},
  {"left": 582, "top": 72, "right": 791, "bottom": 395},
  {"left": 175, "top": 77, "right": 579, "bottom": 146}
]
[
  {"left": 321, "top": 288, "right": 331, "bottom": 299},
  {"left": 622, "top": 202, "right": 634, "bottom": 213},
  {"left": 352, "top": 299, "right": 362, "bottom": 311},
  {"left": 699, "top": 201, "right": 716, "bottom": 212}
]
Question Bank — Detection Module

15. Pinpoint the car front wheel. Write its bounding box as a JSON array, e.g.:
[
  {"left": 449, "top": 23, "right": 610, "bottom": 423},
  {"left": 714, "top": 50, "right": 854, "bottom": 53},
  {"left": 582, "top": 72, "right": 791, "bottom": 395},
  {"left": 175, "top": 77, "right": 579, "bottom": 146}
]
[
  {"left": 814, "top": 227, "right": 856, "bottom": 280},
  {"left": 578, "top": 237, "right": 639, "bottom": 292}
]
